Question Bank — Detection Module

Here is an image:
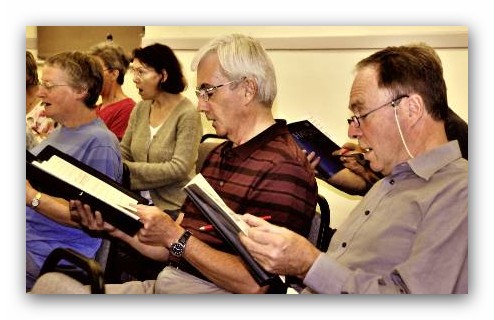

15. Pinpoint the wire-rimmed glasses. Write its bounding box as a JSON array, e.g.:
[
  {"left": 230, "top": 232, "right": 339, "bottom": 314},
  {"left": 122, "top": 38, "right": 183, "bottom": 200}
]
[
  {"left": 347, "top": 94, "right": 409, "bottom": 127},
  {"left": 39, "top": 82, "right": 70, "bottom": 92},
  {"left": 129, "top": 66, "right": 154, "bottom": 80},
  {"left": 195, "top": 78, "right": 244, "bottom": 102}
]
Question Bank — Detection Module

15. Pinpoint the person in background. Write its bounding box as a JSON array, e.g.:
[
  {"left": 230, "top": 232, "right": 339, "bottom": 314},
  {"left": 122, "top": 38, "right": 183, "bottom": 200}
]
[
  {"left": 311, "top": 142, "right": 383, "bottom": 196},
  {"left": 444, "top": 107, "right": 468, "bottom": 159},
  {"left": 89, "top": 42, "right": 136, "bottom": 140},
  {"left": 122, "top": 43, "right": 202, "bottom": 211},
  {"left": 31, "top": 34, "right": 317, "bottom": 294},
  {"left": 104, "top": 43, "right": 203, "bottom": 282},
  {"left": 240, "top": 43, "right": 468, "bottom": 294},
  {"left": 26, "top": 51, "right": 122, "bottom": 291},
  {"left": 26, "top": 50, "right": 57, "bottom": 147}
]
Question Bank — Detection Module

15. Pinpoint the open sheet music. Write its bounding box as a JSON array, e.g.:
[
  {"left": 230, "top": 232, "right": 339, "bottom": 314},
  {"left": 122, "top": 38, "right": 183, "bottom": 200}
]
[
  {"left": 183, "top": 173, "right": 282, "bottom": 287},
  {"left": 185, "top": 174, "right": 249, "bottom": 235},
  {"left": 27, "top": 145, "right": 146, "bottom": 236}
]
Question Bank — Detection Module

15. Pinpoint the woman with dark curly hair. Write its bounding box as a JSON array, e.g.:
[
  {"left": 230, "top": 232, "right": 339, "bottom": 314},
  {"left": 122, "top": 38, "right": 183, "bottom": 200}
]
[{"left": 110, "top": 43, "right": 202, "bottom": 282}]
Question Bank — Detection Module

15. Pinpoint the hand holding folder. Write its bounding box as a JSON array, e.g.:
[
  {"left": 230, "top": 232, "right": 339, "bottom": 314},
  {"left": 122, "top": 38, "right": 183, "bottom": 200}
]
[
  {"left": 26, "top": 145, "right": 147, "bottom": 236},
  {"left": 288, "top": 119, "right": 345, "bottom": 180}
]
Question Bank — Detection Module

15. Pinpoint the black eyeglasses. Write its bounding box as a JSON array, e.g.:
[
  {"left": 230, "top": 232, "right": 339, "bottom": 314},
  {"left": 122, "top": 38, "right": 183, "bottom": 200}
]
[
  {"left": 195, "top": 78, "right": 244, "bottom": 102},
  {"left": 347, "top": 94, "right": 409, "bottom": 127}
]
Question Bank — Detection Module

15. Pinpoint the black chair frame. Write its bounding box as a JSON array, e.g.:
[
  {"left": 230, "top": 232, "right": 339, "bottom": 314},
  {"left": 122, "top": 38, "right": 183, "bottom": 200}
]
[{"left": 39, "top": 247, "right": 105, "bottom": 294}]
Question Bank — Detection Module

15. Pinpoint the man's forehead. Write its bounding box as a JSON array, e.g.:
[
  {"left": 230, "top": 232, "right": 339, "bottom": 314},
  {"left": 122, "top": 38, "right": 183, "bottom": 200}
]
[
  {"left": 349, "top": 69, "right": 380, "bottom": 108},
  {"left": 197, "top": 57, "right": 225, "bottom": 85}
]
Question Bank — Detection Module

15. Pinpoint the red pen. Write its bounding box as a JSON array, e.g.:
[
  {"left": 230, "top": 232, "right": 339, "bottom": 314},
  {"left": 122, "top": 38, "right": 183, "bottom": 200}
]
[
  {"left": 339, "top": 148, "right": 350, "bottom": 155},
  {"left": 199, "top": 215, "right": 272, "bottom": 232}
]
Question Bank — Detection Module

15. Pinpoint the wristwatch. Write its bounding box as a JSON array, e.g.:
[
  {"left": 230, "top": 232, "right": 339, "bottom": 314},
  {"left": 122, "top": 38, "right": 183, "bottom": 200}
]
[
  {"left": 170, "top": 230, "right": 192, "bottom": 258},
  {"left": 30, "top": 192, "right": 42, "bottom": 209}
]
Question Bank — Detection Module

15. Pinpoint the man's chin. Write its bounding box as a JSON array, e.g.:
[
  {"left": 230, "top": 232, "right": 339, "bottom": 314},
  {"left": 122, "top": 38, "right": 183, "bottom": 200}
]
[{"left": 368, "top": 162, "right": 382, "bottom": 174}]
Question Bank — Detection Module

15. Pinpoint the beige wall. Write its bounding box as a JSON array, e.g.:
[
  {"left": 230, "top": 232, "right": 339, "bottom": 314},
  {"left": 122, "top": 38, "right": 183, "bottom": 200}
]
[{"left": 27, "top": 26, "right": 468, "bottom": 228}]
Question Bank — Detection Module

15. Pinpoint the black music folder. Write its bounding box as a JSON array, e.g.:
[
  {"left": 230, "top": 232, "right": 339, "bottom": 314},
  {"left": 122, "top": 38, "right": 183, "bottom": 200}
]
[
  {"left": 26, "top": 145, "right": 147, "bottom": 236},
  {"left": 183, "top": 174, "right": 283, "bottom": 287},
  {"left": 287, "top": 120, "right": 345, "bottom": 180}
]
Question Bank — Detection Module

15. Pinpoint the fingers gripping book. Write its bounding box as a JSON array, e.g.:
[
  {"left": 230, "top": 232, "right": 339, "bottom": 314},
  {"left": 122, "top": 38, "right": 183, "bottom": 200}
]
[{"left": 287, "top": 119, "right": 345, "bottom": 180}]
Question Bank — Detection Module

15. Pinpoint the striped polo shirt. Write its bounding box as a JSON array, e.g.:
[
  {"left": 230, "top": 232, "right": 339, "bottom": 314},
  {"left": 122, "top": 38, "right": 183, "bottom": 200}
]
[{"left": 181, "top": 119, "right": 318, "bottom": 253}]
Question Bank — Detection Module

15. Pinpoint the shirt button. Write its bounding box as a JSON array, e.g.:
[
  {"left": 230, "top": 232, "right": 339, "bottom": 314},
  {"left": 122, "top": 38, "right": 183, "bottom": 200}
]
[
  {"left": 364, "top": 210, "right": 370, "bottom": 216},
  {"left": 219, "top": 181, "right": 224, "bottom": 187},
  {"left": 341, "top": 242, "right": 347, "bottom": 248}
]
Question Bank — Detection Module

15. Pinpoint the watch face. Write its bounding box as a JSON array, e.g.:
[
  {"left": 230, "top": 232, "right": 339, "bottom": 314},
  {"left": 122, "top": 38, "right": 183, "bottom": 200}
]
[
  {"left": 31, "top": 198, "right": 40, "bottom": 208},
  {"left": 31, "top": 192, "right": 41, "bottom": 208},
  {"left": 171, "top": 243, "right": 185, "bottom": 257}
]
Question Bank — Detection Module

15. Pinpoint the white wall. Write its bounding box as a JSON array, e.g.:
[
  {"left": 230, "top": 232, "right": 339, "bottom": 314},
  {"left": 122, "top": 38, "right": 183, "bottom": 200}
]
[{"left": 28, "top": 26, "right": 468, "bottom": 228}]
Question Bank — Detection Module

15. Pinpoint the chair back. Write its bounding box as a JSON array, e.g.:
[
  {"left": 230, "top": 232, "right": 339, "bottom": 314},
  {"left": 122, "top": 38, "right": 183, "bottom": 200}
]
[
  {"left": 197, "top": 134, "right": 225, "bottom": 174},
  {"left": 308, "top": 194, "right": 335, "bottom": 252}
]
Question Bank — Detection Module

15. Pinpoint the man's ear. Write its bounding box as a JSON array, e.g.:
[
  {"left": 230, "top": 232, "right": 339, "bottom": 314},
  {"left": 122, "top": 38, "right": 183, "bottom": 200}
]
[
  {"left": 405, "top": 93, "right": 424, "bottom": 125},
  {"left": 243, "top": 78, "right": 257, "bottom": 102}
]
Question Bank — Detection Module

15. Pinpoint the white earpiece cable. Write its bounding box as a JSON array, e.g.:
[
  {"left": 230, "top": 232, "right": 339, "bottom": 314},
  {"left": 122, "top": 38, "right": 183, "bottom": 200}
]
[{"left": 393, "top": 106, "right": 414, "bottom": 159}]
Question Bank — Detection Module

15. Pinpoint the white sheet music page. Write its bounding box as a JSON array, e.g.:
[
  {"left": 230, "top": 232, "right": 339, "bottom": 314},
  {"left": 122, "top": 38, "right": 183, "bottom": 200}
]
[
  {"left": 31, "top": 155, "right": 139, "bottom": 219},
  {"left": 185, "top": 173, "right": 250, "bottom": 235}
]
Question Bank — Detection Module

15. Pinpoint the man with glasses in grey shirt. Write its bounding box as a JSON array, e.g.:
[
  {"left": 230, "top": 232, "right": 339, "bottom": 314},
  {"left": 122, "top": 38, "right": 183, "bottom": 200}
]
[{"left": 240, "top": 43, "right": 468, "bottom": 294}]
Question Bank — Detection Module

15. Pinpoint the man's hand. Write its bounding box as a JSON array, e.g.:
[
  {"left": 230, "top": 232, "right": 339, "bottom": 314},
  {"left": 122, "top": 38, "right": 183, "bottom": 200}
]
[
  {"left": 135, "top": 206, "right": 185, "bottom": 249},
  {"left": 239, "top": 214, "right": 320, "bottom": 278}
]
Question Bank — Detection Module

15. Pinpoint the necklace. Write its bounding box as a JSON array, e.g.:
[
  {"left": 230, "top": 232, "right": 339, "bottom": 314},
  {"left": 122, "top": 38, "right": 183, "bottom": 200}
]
[{"left": 101, "top": 94, "right": 126, "bottom": 109}]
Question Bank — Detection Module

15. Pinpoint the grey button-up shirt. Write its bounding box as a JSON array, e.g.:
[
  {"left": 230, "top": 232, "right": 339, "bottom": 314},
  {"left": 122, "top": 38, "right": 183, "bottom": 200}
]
[{"left": 304, "top": 141, "right": 468, "bottom": 294}]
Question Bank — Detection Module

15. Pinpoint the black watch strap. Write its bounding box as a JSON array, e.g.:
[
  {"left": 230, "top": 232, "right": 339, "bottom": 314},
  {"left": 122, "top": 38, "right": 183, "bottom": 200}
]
[{"left": 170, "top": 230, "right": 192, "bottom": 258}]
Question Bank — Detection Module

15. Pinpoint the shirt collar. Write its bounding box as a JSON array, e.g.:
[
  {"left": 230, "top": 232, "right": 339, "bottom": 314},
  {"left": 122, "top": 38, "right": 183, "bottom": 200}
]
[
  {"left": 401, "top": 140, "right": 463, "bottom": 180},
  {"left": 223, "top": 119, "right": 287, "bottom": 161}
]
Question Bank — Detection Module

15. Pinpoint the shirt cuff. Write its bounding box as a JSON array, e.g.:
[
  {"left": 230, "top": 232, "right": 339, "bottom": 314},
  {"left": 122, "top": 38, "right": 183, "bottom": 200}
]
[{"left": 303, "top": 253, "right": 351, "bottom": 294}]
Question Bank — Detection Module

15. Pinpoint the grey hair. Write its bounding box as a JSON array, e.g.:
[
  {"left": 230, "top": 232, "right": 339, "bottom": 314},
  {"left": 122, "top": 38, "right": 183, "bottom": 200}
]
[
  {"left": 89, "top": 42, "right": 131, "bottom": 86},
  {"left": 191, "top": 34, "right": 277, "bottom": 106}
]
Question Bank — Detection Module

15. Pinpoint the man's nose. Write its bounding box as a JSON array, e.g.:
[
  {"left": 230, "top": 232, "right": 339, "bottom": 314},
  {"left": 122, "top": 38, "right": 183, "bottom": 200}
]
[{"left": 347, "top": 123, "right": 361, "bottom": 139}]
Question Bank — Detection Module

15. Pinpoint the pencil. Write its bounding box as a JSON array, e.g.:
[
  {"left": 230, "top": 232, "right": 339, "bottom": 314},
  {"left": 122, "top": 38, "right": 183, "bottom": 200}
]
[{"left": 199, "top": 215, "right": 272, "bottom": 231}]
